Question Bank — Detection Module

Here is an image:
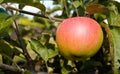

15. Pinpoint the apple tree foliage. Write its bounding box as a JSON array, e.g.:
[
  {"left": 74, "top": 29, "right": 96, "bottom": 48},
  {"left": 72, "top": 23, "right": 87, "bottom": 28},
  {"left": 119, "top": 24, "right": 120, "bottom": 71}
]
[{"left": 0, "top": 0, "right": 120, "bottom": 74}]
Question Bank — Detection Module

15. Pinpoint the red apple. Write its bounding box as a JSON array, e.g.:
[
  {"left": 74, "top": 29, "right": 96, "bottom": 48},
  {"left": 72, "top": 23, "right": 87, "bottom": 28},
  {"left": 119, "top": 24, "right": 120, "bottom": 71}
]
[{"left": 56, "top": 17, "right": 103, "bottom": 60}]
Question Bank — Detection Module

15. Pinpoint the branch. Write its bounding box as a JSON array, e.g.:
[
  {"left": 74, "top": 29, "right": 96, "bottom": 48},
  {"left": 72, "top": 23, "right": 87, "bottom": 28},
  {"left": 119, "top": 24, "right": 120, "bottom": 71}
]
[
  {"left": 101, "top": 22, "right": 115, "bottom": 73},
  {"left": 12, "top": 21, "right": 36, "bottom": 73},
  {"left": 13, "top": 20, "right": 32, "bottom": 61},
  {"left": 0, "top": 63, "right": 23, "bottom": 74},
  {"left": 2, "top": 4, "right": 64, "bottom": 22}
]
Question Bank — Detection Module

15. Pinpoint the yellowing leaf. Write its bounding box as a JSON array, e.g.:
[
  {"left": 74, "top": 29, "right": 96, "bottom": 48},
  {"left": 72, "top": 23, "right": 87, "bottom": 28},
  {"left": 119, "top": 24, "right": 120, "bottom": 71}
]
[{"left": 18, "top": 18, "right": 45, "bottom": 28}]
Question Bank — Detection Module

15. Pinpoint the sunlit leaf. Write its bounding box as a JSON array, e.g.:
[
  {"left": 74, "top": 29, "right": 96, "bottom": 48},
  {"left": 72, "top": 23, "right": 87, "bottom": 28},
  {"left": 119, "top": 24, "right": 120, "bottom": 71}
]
[
  {"left": 113, "top": 1, "right": 120, "bottom": 13},
  {"left": 0, "top": 13, "right": 16, "bottom": 37},
  {"left": 29, "top": 39, "right": 58, "bottom": 61},
  {"left": 33, "top": 17, "right": 51, "bottom": 28},
  {"left": 0, "top": 39, "right": 20, "bottom": 55},
  {"left": 108, "top": 13, "right": 120, "bottom": 27},
  {"left": 18, "top": 18, "right": 45, "bottom": 28},
  {"left": 94, "top": 13, "right": 106, "bottom": 22},
  {"left": 47, "top": 48, "right": 58, "bottom": 59},
  {"left": 22, "top": 70, "right": 32, "bottom": 74},
  {"left": 0, "top": 40, "right": 13, "bottom": 57},
  {"left": 29, "top": 39, "right": 43, "bottom": 56},
  {"left": 112, "top": 15, "right": 120, "bottom": 27},
  {"left": 61, "top": 66, "right": 71, "bottom": 74},
  {"left": 72, "top": 1, "right": 80, "bottom": 8},
  {"left": 0, "top": 0, "right": 3, "bottom": 3},
  {"left": 111, "top": 28, "right": 120, "bottom": 73},
  {"left": 0, "top": 8, "right": 9, "bottom": 21},
  {"left": 86, "top": 3, "right": 108, "bottom": 14},
  {"left": 107, "top": 6, "right": 120, "bottom": 73},
  {"left": 0, "top": 39, "right": 20, "bottom": 64},
  {"left": 0, "top": 13, "right": 9, "bottom": 22}
]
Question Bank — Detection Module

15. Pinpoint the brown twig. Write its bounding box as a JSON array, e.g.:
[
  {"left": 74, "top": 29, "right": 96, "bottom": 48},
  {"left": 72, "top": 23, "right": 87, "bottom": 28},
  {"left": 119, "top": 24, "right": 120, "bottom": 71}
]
[
  {"left": 2, "top": 4, "right": 64, "bottom": 22},
  {"left": 0, "top": 63, "right": 23, "bottom": 74},
  {"left": 64, "top": 0, "right": 69, "bottom": 17},
  {"left": 12, "top": 21, "right": 36, "bottom": 73},
  {"left": 101, "top": 22, "right": 115, "bottom": 73},
  {"left": 13, "top": 20, "right": 32, "bottom": 61}
]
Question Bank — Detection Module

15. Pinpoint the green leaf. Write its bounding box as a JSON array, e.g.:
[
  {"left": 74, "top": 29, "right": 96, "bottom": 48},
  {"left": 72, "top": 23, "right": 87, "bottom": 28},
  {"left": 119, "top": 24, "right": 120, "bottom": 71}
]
[
  {"left": 33, "top": 16, "right": 52, "bottom": 28},
  {"left": 39, "top": 47, "right": 49, "bottom": 61},
  {"left": 18, "top": 18, "right": 45, "bottom": 28},
  {"left": 112, "top": 15, "right": 120, "bottom": 27},
  {"left": 29, "top": 39, "right": 58, "bottom": 61},
  {"left": 0, "top": 39, "right": 20, "bottom": 64},
  {"left": 94, "top": 13, "right": 106, "bottom": 22},
  {"left": 0, "top": 8, "right": 9, "bottom": 21},
  {"left": 111, "top": 28, "right": 120, "bottom": 73},
  {"left": 0, "top": 40, "right": 20, "bottom": 56},
  {"left": 0, "top": 13, "right": 16, "bottom": 37},
  {"left": 107, "top": 5, "right": 120, "bottom": 73},
  {"left": 3, "top": 0, "right": 46, "bottom": 12},
  {"left": 22, "top": 70, "right": 32, "bottom": 74},
  {"left": 0, "top": 16, "right": 13, "bottom": 30},
  {"left": 0, "top": 13, "right": 9, "bottom": 21},
  {"left": 29, "top": 39, "right": 44, "bottom": 56},
  {"left": 29, "top": 38, "right": 49, "bottom": 61},
  {"left": 0, "top": 0, "right": 3, "bottom": 3},
  {"left": 61, "top": 66, "right": 71, "bottom": 74},
  {"left": 0, "top": 40, "right": 13, "bottom": 56},
  {"left": 113, "top": 1, "right": 120, "bottom": 13},
  {"left": 47, "top": 48, "right": 58, "bottom": 59},
  {"left": 108, "top": 13, "right": 120, "bottom": 27},
  {"left": 72, "top": 1, "right": 80, "bottom": 8}
]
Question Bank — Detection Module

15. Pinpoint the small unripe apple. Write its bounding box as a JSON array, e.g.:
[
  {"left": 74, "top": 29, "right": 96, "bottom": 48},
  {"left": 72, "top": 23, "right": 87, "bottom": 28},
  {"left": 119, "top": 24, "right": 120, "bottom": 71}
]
[{"left": 56, "top": 17, "right": 103, "bottom": 60}]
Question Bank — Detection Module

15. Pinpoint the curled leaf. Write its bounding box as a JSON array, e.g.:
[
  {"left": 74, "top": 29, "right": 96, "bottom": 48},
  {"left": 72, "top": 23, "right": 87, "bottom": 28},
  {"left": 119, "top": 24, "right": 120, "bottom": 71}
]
[{"left": 86, "top": 3, "right": 108, "bottom": 14}]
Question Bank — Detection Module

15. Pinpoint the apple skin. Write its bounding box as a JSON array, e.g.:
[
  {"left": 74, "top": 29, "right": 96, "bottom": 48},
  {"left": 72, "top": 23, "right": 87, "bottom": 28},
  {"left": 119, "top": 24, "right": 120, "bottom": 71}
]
[{"left": 56, "top": 17, "right": 103, "bottom": 60}]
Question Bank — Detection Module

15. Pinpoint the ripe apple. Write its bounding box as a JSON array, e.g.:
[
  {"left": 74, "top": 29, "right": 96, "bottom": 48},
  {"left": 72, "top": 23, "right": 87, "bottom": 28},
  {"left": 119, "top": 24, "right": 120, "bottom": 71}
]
[{"left": 56, "top": 17, "right": 103, "bottom": 60}]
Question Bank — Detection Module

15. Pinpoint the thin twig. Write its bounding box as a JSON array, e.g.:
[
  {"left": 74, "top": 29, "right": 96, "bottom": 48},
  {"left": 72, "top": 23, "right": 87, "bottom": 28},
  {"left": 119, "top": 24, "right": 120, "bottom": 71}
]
[
  {"left": 0, "top": 63, "right": 23, "bottom": 74},
  {"left": 2, "top": 4, "right": 64, "bottom": 22},
  {"left": 101, "top": 22, "right": 115, "bottom": 73},
  {"left": 13, "top": 20, "right": 37, "bottom": 73},
  {"left": 64, "top": 0, "right": 69, "bottom": 17},
  {"left": 13, "top": 20, "right": 32, "bottom": 61},
  {"left": 0, "top": 52, "right": 20, "bottom": 68},
  {"left": 71, "top": 0, "right": 79, "bottom": 16}
]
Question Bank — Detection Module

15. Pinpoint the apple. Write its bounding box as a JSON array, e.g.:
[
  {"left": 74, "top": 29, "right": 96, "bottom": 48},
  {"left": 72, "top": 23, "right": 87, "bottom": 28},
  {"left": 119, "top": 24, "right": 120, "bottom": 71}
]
[{"left": 56, "top": 17, "right": 103, "bottom": 60}]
